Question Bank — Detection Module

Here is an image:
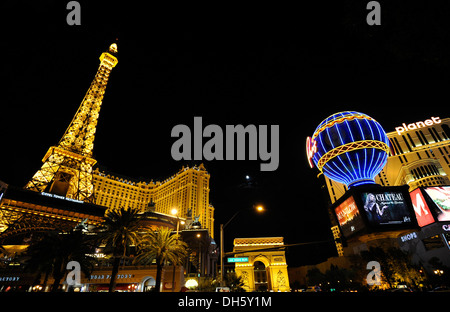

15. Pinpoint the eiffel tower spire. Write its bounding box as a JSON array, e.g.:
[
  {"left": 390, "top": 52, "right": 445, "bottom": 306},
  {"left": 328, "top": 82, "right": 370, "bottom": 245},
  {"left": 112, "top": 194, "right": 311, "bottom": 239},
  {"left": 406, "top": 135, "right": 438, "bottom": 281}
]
[{"left": 24, "top": 43, "right": 118, "bottom": 202}]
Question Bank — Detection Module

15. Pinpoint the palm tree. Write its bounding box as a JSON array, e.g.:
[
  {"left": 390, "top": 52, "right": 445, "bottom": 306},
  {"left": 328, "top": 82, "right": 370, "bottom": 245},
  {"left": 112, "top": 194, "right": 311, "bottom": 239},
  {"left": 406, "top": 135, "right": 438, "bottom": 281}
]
[
  {"left": 134, "top": 227, "right": 188, "bottom": 292},
  {"left": 23, "top": 231, "right": 58, "bottom": 290},
  {"left": 23, "top": 227, "right": 97, "bottom": 292},
  {"left": 224, "top": 272, "right": 245, "bottom": 292},
  {"left": 95, "top": 206, "right": 143, "bottom": 292}
]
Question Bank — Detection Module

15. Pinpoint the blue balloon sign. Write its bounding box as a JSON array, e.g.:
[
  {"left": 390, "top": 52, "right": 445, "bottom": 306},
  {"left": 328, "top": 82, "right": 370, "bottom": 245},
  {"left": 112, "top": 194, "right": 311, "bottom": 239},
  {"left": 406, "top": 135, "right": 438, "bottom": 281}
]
[{"left": 307, "top": 111, "right": 390, "bottom": 188}]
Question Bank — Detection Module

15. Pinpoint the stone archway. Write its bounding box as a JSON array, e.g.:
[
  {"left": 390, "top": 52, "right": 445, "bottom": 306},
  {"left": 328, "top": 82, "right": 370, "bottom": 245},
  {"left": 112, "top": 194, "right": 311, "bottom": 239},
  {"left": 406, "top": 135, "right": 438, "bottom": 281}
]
[
  {"left": 253, "top": 260, "right": 269, "bottom": 291},
  {"left": 141, "top": 276, "right": 156, "bottom": 292},
  {"left": 233, "top": 237, "right": 290, "bottom": 292}
]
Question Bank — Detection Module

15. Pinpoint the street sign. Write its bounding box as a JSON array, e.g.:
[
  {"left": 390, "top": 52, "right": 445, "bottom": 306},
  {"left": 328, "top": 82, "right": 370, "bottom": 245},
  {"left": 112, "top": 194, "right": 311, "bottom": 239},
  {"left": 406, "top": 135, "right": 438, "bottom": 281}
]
[{"left": 227, "top": 257, "right": 249, "bottom": 263}]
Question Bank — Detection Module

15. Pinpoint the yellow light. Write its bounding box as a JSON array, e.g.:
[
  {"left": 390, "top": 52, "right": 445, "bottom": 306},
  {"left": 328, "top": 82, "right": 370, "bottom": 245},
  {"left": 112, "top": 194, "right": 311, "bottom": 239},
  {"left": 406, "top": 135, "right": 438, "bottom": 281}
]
[
  {"left": 171, "top": 208, "right": 178, "bottom": 215},
  {"left": 185, "top": 279, "right": 198, "bottom": 288},
  {"left": 256, "top": 205, "right": 264, "bottom": 212},
  {"left": 109, "top": 43, "right": 118, "bottom": 53}
]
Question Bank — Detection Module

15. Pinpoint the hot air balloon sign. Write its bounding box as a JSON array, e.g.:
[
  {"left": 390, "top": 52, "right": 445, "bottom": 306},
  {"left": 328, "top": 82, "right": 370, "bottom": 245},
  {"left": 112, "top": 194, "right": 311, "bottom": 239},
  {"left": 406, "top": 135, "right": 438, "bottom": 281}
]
[{"left": 306, "top": 111, "right": 390, "bottom": 188}]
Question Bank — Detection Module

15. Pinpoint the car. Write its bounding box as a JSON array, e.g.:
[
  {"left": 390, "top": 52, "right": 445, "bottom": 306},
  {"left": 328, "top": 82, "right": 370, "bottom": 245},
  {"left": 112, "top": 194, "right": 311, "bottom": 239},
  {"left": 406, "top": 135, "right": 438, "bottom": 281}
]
[
  {"left": 305, "top": 286, "right": 322, "bottom": 292},
  {"left": 429, "top": 286, "right": 450, "bottom": 292},
  {"left": 388, "top": 288, "right": 413, "bottom": 292}
]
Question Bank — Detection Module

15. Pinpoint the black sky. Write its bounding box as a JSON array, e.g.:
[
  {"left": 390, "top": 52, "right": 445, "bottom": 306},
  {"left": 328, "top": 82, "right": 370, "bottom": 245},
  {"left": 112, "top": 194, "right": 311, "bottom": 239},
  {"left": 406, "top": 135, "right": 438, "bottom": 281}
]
[{"left": 2, "top": 1, "right": 450, "bottom": 266}]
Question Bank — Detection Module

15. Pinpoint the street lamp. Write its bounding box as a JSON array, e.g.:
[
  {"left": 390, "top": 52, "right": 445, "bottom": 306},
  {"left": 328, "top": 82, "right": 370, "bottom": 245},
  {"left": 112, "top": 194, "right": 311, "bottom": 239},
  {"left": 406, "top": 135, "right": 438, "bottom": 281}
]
[
  {"left": 197, "top": 232, "right": 202, "bottom": 278},
  {"left": 170, "top": 208, "right": 185, "bottom": 235},
  {"left": 170, "top": 208, "right": 185, "bottom": 292},
  {"left": 434, "top": 269, "right": 444, "bottom": 276},
  {"left": 219, "top": 204, "right": 265, "bottom": 286}
]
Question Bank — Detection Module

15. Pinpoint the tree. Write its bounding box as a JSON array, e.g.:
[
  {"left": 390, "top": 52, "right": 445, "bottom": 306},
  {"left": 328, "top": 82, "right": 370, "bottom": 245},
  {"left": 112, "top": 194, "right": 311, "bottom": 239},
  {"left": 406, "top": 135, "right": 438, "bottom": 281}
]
[
  {"left": 306, "top": 268, "right": 325, "bottom": 286},
  {"left": 134, "top": 227, "right": 188, "bottom": 292},
  {"left": 95, "top": 206, "right": 143, "bottom": 292},
  {"left": 359, "top": 246, "right": 425, "bottom": 289},
  {"left": 428, "top": 257, "right": 450, "bottom": 287},
  {"left": 23, "top": 227, "right": 96, "bottom": 292},
  {"left": 224, "top": 272, "right": 245, "bottom": 292},
  {"left": 198, "top": 277, "right": 220, "bottom": 292},
  {"left": 323, "top": 264, "right": 356, "bottom": 291}
]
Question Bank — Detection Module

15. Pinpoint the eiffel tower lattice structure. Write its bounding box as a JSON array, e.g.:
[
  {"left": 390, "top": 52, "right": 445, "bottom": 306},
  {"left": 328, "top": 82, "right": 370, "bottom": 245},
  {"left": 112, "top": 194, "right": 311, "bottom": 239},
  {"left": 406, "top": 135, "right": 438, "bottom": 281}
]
[{"left": 24, "top": 43, "right": 118, "bottom": 203}]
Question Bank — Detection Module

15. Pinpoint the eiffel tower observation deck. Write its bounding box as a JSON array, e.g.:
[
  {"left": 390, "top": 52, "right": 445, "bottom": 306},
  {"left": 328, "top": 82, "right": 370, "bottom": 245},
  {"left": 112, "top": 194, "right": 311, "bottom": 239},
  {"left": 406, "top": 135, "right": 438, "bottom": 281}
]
[{"left": 24, "top": 43, "right": 118, "bottom": 203}]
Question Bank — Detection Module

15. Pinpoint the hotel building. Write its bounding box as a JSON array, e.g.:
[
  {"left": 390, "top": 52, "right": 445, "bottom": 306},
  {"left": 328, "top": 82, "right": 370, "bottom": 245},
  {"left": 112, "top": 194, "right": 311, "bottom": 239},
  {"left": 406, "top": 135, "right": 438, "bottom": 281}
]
[{"left": 92, "top": 163, "right": 215, "bottom": 238}]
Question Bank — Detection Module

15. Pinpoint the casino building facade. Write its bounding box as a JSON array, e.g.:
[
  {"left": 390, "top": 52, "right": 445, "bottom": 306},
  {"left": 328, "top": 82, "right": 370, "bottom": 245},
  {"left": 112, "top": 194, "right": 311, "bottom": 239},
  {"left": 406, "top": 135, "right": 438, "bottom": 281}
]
[{"left": 321, "top": 116, "right": 450, "bottom": 274}]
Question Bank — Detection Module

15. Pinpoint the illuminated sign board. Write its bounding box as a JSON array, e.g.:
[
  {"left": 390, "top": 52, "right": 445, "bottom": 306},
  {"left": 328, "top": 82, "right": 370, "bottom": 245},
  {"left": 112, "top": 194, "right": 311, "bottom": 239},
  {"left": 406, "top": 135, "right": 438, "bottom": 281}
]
[
  {"left": 395, "top": 116, "right": 441, "bottom": 136},
  {"left": 307, "top": 112, "right": 389, "bottom": 188},
  {"left": 306, "top": 136, "right": 317, "bottom": 168},
  {"left": 333, "top": 186, "right": 418, "bottom": 239},
  {"left": 424, "top": 186, "right": 450, "bottom": 222},
  {"left": 41, "top": 192, "right": 84, "bottom": 204},
  {"left": 0, "top": 276, "right": 20, "bottom": 282},
  {"left": 227, "top": 257, "right": 249, "bottom": 263},
  {"left": 360, "top": 191, "right": 414, "bottom": 227},
  {"left": 335, "top": 196, "right": 365, "bottom": 238},
  {"left": 89, "top": 273, "right": 134, "bottom": 281},
  {"left": 410, "top": 188, "right": 435, "bottom": 227},
  {"left": 400, "top": 232, "right": 418, "bottom": 243}
]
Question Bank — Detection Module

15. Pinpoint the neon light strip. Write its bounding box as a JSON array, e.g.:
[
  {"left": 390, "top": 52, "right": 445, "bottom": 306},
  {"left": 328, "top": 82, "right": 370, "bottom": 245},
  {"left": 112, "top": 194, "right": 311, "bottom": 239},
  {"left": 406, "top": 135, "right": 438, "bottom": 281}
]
[
  {"left": 355, "top": 120, "right": 370, "bottom": 179},
  {"left": 316, "top": 140, "right": 389, "bottom": 172},
  {"left": 326, "top": 125, "right": 357, "bottom": 182},
  {"left": 312, "top": 113, "right": 374, "bottom": 139},
  {"left": 353, "top": 119, "right": 364, "bottom": 180},
  {"left": 339, "top": 120, "right": 359, "bottom": 181}
]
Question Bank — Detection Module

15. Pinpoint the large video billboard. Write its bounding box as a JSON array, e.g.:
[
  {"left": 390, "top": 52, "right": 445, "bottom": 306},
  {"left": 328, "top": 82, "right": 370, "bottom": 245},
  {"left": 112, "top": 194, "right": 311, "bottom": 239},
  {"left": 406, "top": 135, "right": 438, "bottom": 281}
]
[
  {"left": 332, "top": 185, "right": 418, "bottom": 239},
  {"left": 424, "top": 186, "right": 450, "bottom": 221},
  {"left": 410, "top": 188, "right": 435, "bottom": 227},
  {"left": 335, "top": 196, "right": 365, "bottom": 237},
  {"left": 359, "top": 190, "right": 414, "bottom": 227}
]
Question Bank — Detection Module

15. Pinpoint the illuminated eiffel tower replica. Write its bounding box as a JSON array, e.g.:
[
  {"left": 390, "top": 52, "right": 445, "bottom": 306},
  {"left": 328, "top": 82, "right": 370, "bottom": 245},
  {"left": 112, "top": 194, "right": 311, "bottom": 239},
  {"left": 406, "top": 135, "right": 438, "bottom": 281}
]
[{"left": 24, "top": 43, "right": 118, "bottom": 203}]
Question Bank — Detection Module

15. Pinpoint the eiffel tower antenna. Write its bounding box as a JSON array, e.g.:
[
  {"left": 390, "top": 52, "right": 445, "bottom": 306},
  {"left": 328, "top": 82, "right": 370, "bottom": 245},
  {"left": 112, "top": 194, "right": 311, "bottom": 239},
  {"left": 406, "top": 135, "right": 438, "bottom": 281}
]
[{"left": 24, "top": 43, "right": 118, "bottom": 202}]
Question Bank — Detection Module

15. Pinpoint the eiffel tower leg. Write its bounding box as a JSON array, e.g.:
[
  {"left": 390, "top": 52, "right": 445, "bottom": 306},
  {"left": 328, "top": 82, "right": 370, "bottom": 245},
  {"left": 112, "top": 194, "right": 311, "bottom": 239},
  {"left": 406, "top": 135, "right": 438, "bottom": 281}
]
[
  {"left": 24, "top": 149, "right": 64, "bottom": 193},
  {"left": 66, "top": 160, "right": 95, "bottom": 203}
]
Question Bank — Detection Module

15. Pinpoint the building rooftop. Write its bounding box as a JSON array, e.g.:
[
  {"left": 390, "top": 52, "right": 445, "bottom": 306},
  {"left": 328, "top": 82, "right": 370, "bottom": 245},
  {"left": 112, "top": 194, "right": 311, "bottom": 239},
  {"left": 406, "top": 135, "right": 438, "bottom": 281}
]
[{"left": 234, "top": 237, "right": 284, "bottom": 247}]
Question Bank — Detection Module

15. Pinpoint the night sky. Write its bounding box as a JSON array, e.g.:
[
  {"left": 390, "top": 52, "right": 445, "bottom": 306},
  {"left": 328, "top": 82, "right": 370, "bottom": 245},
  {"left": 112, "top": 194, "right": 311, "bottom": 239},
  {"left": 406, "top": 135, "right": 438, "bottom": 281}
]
[{"left": 2, "top": 1, "right": 450, "bottom": 266}]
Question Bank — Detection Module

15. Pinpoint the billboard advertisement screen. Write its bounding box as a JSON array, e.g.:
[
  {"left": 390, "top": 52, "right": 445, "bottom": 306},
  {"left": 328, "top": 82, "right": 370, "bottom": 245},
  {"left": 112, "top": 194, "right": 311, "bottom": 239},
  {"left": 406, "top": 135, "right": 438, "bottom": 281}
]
[
  {"left": 335, "top": 196, "right": 365, "bottom": 237},
  {"left": 424, "top": 186, "right": 450, "bottom": 221},
  {"left": 360, "top": 190, "right": 414, "bottom": 227},
  {"left": 410, "top": 188, "right": 435, "bottom": 227}
]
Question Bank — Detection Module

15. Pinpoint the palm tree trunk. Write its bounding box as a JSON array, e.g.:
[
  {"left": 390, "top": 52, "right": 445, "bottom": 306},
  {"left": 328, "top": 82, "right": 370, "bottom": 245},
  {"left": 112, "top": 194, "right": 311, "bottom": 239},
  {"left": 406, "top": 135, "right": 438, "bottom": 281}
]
[
  {"left": 51, "top": 259, "right": 65, "bottom": 292},
  {"left": 109, "top": 256, "right": 121, "bottom": 292},
  {"left": 51, "top": 275, "right": 63, "bottom": 292},
  {"left": 155, "top": 260, "right": 163, "bottom": 293},
  {"left": 43, "top": 269, "right": 50, "bottom": 292}
]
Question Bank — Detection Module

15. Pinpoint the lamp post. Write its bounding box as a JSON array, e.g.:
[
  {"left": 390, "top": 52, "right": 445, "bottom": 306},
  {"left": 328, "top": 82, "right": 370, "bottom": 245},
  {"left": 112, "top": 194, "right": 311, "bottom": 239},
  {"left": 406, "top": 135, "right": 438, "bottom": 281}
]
[
  {"left": 170, "top": 208, "right": 185, "bottom": 292},
  {"left": 171, "top": 208, "right": 185, "bottom": 235},
  {"left": 219, "top": 204, "right": 265, "bottom": 286},
  {"left": 197, "top": 233, "right": 202, "bottom": 274}
]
